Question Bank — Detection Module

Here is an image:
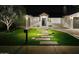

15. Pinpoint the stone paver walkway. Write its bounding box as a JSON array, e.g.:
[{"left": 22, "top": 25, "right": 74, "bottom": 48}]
[
  {"left": 36, "top": 37, "right": 50, "bottom": 40},
  {"left": 32, "top": 28, "right": 57, "bottom": 44}
]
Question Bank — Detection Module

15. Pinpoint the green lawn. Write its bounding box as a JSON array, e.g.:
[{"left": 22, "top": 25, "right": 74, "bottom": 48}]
[
  {"left": 28, "top": 28, "right": 79, "bottom": 45},
  {"left": 48, "top": 29, "right": 79, "bottom": 45},
  {"left": 0, "top": 29, "right": 26, "bottom": 45},
  {"left": 28, "top": 28, "right": 43, "bottom": 45},
  {"left": 0, "top": 28, "right": 79, "bottom": 45}
]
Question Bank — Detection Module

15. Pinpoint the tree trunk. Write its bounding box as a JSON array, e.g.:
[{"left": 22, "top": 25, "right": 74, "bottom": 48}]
[{"left": 6, "top": 25, "right": 10, "bottom": 32}]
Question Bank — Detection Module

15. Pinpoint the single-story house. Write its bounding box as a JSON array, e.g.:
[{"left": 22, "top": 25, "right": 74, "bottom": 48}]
[{"left": 25, "top": 12, "right": 79, "bottom": 29}]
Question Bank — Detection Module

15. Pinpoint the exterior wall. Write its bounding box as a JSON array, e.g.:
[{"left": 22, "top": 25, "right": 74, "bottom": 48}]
[
  {"left": 61, "top": 18, "right": 64, "bottom": 25},
  {"left": 49, "top": 18, "right": 62, "bottom": 24},
  {"left": 29, "top": 16, "right": 33, "bottom": 27},
  {"left": 31, "top": 17, "right": 40, "bottom": 27},
  {"left": 25, "top": 12, "right": 79, "bottom": 29},
  {"left": 61, "top": 12, "right": 79, "bottom": 29},
  {"left": 40, "top": 15, "right": 48, "bottom": 27},
  {"left": 25, "top": 15, "right": 32, "bottom": 29},
  {"left": 62, "top": 16, "right": 73, "bottom": 29},
  {"left": 26, "top": 15, "right": 62, "bottom": 28},
  {"left": 69, "top": 12, "right": 79, "bottom": 29},
  {"left": 72, "top": 17, "right": 79, "bottom": 29}
]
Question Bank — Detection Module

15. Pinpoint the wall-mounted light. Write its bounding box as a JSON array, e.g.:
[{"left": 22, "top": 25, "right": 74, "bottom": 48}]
[{"left": 70, "top": 16, "right": 73, "bottom": 20}]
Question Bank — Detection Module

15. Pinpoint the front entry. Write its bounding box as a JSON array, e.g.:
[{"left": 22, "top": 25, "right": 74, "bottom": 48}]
[
  {"left": 42, "top": 18, "right": 46, "bottom": 26},
  {"left": 40, "top": 13, "right": 48, "bottom": 28}
]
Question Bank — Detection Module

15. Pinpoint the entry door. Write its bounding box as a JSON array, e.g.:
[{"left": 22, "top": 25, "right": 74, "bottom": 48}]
[
  {"left": 42, "top": 18, "right": 46, "bottom": 26},
  {"left": 73, "top": 17, "right": 79, "bottom": 28}
]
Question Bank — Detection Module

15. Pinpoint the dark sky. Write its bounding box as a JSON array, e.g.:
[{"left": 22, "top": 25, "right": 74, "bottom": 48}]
[{"left": 25, "top": 5, "right": 79, "bottom": 17}]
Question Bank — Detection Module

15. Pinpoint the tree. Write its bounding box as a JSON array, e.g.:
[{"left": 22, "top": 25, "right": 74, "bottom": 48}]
[
  {"left": 0, "top": 5, "right": 27, "bottom": 31},
  {"left": 0, "top": 6, "right": 17, "bottom": 31},
  {"left": 13, "top": 6, "right": 26, "bottom": 29}
]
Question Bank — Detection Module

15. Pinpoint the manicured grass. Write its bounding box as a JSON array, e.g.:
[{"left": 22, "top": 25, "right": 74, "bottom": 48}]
[
  {"left": 0, "top": 29, "right": 26, "bottom": 45},
  {"left": 28, "top": 28, "right": 43, "bottom": 45},
  {"left": 28, "top": 28, "right": 42, "bottom": 39},
  {"left": 48, "top": 29, "right": 79, "bottom": 45},
  {"left": 28, "top": 28, "right": 79, "bottom": 45}
]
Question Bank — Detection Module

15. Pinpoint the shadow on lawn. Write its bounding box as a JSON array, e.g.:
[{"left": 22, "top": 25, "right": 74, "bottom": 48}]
[{"left": 0, "top": 29, "right": 26, "bottom": 46}]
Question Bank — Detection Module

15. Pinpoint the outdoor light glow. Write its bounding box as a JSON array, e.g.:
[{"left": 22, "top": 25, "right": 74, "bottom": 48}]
[
  {"left": 70, "top": 16, "right": 73, "bottom": 20},
  {"left": 25, "top": 15, "right": 28, "bottom": 20}
]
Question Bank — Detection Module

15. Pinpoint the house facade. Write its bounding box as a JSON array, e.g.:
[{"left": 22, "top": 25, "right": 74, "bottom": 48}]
[
  {"left": 25, "top": 13, "right": 62, "bottom": 28},
  {"left": 62, "top": 12, "right": 79, "bottom": 29},
  {"left": 25, "top": 12, "right": 79, "bottom": 29}
]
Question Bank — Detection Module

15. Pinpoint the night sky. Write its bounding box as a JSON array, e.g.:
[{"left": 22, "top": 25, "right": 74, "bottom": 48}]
[{"left": 25, "top": 5, "right": 79, "bottom": 17}]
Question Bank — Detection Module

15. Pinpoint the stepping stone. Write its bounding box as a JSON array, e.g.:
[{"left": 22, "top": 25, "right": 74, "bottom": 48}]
[
  {"left": 32, "top": 36, "right": 53, "bottom": 40},
  {"left": 41, "top": 36, "right": 53, "bottom": 38},
  {"left": 36, "top": 38, "right": 50, "bottom": 40},
  {"left": 40, "top": 41, "right": 58, "bottom": 44}
]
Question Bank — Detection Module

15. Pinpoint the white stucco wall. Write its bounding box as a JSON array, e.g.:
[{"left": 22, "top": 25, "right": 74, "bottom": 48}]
[
  {"left": 64, "top": 12, "right": 79, "bottom": 29},
  {"left": 40, "top": 15, "right": 48, "bottom": 27},
  {"left": 69, "top": 12, "right": 79, "bottom": 29},
  {"left": 25, "top": 12, "right": 79, "bottom": 29},
  {"left": 49, "top": 18, "right": 62, "bottom": 24},
  {"left": 31, "top": 17, "right": 40, "bottom": 27},
  {"left": 62, "top": 16, "right": 73, "bottom": 29}
]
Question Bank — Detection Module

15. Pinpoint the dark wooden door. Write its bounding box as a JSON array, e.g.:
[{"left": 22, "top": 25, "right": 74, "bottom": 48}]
[{"left": 42, "top": 18, "right": 46, "bottom": 26}]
